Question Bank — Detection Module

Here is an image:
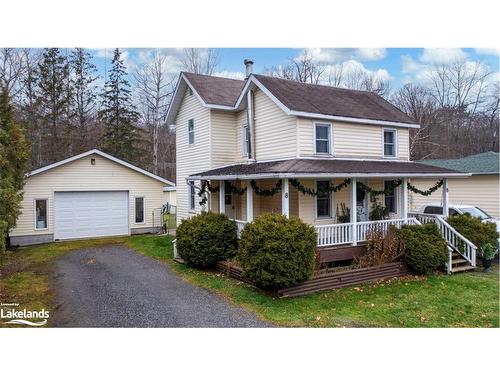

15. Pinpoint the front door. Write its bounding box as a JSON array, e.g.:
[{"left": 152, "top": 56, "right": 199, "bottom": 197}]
[
  {"left": 356, "top": 182, "right": 368, "bottom": 222},
  {"left": 224, "top": 181, "right": 235, "bottom": 219}
]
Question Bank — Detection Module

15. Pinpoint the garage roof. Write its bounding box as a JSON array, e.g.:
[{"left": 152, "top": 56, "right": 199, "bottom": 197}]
[{"left": 27, "top": 149, "right": 175, "bottom": 186}]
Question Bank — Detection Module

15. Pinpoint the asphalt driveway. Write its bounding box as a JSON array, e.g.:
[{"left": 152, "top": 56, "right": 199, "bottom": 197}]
[{"left": 52, "top": 246, "right": 270, "bottom": 327}]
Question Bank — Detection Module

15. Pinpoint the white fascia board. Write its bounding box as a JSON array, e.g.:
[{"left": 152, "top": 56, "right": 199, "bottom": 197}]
[
  {"left": 165, "top": 72, "right": 184, "bottom": 125},
  {"left": 27, "top": 149, "right": 175, "bottom": 186},
  {"left": 187, "top": 172, "right": 471, "bottom": 180}
]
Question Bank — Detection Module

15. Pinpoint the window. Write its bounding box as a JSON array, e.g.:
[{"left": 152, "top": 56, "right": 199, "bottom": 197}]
[
  {"left": 135, "top": 197, "right": 145, "bottom": 223},
  {"left": 315, "top": 123, "right": 331, "bottom": 154},
  {"left": 384, "top": 180, "right": 397, "bottom": 214},
  {"left": 243, "top": 125, "right": 251, "bottom": 157},
  {"left": 316, "top": 180, "right": 331, "bottom": 218},
  {"left": 383, "top": 129, "right": 396, "bottom": 157},
  {"left": 35, "top": 199, "right": 47, "bottom": 229},
  {"left": 224, "top": 181, "right": 232, "bottom": 205},
  {"left": 189, "top": 184, "right": 196, "bottom": 211},
  {"left": 188, "top": 119, "right": 194, "bottom": 144}
]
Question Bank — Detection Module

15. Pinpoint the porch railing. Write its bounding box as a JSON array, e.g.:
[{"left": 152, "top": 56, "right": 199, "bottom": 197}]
[
  {"left": 316, "top": 218, "right": 420, "bottom": 247},
  {"left": 233, "top": 219, "right": 247, "bottom": 239}
]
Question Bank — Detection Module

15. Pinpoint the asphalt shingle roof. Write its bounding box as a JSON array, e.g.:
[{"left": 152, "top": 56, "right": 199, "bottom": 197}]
[
  {"left": 183, "top": 72, "right": 245, "bottom": 107},
  {"left": 417, "top": 152, "right": 499, "bottom": 175}
]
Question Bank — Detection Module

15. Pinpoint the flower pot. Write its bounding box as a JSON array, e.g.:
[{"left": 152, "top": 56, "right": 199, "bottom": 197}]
[{"left": 481, "top": 257, "right": 493, "bottom": 272}]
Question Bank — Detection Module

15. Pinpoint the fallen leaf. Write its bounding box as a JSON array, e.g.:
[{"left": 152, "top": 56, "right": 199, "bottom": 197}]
[
  {"left": 420, "top": 316, "right": 426, "bottom": 322},
  {"left": 316, "top": 316, "right": 321, "bottom": 321}
]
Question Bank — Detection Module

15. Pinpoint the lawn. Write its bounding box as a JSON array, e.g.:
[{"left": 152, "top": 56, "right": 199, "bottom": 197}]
[{"left": 1, "top": 235, "right": 498, "bottom": 328}]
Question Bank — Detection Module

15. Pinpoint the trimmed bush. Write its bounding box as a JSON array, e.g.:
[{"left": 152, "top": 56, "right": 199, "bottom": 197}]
[
  {"left": 237, "top": 214, "right": 317, "bottom": 290},
  {"left": 446, "top": 213, "right": 498, "bottom": 249},
  {"left": 398, "top": 223, "right": 448, "bottom": 274},
  {"left": 176, "top": 212, "right": 237, "bottom": 268}
]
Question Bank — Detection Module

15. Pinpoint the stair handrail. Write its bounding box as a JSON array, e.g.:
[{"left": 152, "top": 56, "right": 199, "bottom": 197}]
[{"left": 434, "top": 216, "right": 477, "bottom": 267}]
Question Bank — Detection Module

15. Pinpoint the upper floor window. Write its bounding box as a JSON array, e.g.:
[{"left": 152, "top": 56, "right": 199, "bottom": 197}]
[
  {"left": 243, "top": 125, "right": 251, "bottom": 157},
  {"left": 34, "top": 199, "right": 47, "bottom": 230},
  {"left": 315, "top": 123, "right": 331, "bottom": 154},
  {"left": 383, "top": 129, "right": 397, "bottom": 157},
  {"left": 188, "top": 119, "right": 194, "bottom": 144},
  {"left": 135, "top": 197, "right": 145, "bottom": 224},
  {"left": 316, "top": 180, "right": 331, "bottom": 218}
]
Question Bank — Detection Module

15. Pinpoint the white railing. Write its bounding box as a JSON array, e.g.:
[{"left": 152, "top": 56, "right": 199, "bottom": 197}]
[
  {"left": 232, "top": 219, "right": 247, "bottom": 239},
  {"left": 316, "top": 222, "right": 352, "bottom": 246},
  {"left": 409, "top": 212, "right": 477, "bottom": 271},
  {"left": 316, "top": 218, "right": 419, "bottom": 247},
  {"left": 172, "top": 238, "right": 178, "bottom": 259}
]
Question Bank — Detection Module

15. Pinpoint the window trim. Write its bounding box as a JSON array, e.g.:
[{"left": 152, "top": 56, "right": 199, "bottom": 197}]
[
  {"left": 188, "top": 119, "right": 195, "bottom": 145},
  {"left": 33, "top": 198, "right": 48, "bottom": 231},
  {"left": 383, "top": 179, "right": 398, "bottom": 214},
  {"left": 314, "top": 122, "right": 333, "bottom": 156},
  {"left": 134, "top": 196, "right": 146, "bottom": 224},
  {"left": 188, "top": 183, "right": 196, "bottom": 212},
  {"left": 315, "top": 179, "right": 334, "bottom": 220},
  {"left": 383, "top": 128, "right": 397, "bottom": 158}
]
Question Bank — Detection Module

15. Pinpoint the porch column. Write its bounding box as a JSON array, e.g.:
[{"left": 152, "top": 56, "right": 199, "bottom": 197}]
[
  {"left": 442, "top": 178, "right": 449, "bottom": 217},
  {"left": 246, "top": 180, "right": 253, "bottom": 222},
  {"left": 402, "top": 178, "right": 409, "bottom": 222},
  {"left": 350, "top": 178, "right": 357, "bottom": 246},
  {"left": 282, "top": 178, "right": 289, "bottom": 218},
  {"left": 219, "top": 180, "right": 225, "bottom": 214}
]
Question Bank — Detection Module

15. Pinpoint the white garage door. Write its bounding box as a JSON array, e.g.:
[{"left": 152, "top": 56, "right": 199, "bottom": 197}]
[{"left": 54, "top": 191, "right": 129, "bottom": 240}]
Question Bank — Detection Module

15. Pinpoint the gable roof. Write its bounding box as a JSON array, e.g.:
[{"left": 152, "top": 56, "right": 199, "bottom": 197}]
[
  {"left": 417, "top": 152, "right": 499, "bottom": 175},
  {"left": 27, "top": 149, "right": 175, "bottom": 186},
  {"left": 183, "top": 72, "right": 245, "bottom": 107},
  {"left": 166, "top": 72, "right": 420, "bottom": 128}
]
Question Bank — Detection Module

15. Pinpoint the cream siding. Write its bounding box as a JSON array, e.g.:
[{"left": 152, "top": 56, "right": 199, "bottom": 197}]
[
  {"left": 410, "top": 175, "right": 500, "bottom": 217},
  {"left": 10, "top": 154, "right": 166, "bottom": 238},
  {"left": 210, "top": 110, "right": 238, "bottom": 167},
  {"left": 175, "top": 89, "right": 211, "bottom": 223},
  {"left": 297, "top": 118, "right": 409, "bottom": 160},
  {"left": 163, "top": 190, "right": 177, "bottom": 206},
  {"left": 253, "top": 89, "right": 296, "bottom": 160}
]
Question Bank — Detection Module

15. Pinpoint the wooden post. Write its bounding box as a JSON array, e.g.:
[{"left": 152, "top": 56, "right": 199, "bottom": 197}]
[
  {"left": 442, "top": 178, "right": 449, "bottom": 217},
  {"left": 282, "top": 178, "right": 289, "bottom": 218},
  {"left": 402, "top": 177, "right": 409, "bottom": 223},
  {"left": 246, "top": 180, "right": 253, "bottom": 222},
  {"left": 350, "top": 178, "right": 357, "bottom": 246},
  {"left": 219, "top": 180, "right": 225, "bottom": 214}
]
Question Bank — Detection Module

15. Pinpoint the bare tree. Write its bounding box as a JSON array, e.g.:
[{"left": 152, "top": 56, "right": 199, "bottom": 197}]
[
  {"left": 180, "top": 48, "right": 219, "bottom": 75},
  {"left": 0, "top": 48, "right": 28, "bottom": 100},
  {"left": 134, "top": 50, "right": 176, "bottom": 175}
]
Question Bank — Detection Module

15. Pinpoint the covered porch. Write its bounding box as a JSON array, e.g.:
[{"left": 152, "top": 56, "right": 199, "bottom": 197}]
[{"left": 188, "top": 158, "right": 468, "bottom": 251}]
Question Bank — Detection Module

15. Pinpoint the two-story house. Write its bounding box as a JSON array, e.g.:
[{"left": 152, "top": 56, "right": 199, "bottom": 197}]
[{"left": 167, "top": 60, "right": 474, "bottom": 271}]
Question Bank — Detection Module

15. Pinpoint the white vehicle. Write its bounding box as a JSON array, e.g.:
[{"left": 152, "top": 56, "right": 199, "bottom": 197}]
[{"left": 418, "top": 204, "right": 500, "bottom": 233}]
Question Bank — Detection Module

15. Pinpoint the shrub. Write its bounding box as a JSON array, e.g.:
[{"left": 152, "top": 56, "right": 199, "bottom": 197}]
[
  {"left": 368, "top": 199, "right": 389, "bottom": 221},
  {"left": 355, "top": 225, "right": 403, "bottom": 267},
  {"left": 237, "top": 214, "right": 317, "bottom": 290},
  {"left": 176, "top": 212, "right": 237, "bottom": 268},
  {"left": 478, "top": 243, "right": 498, "bottom": 260},
  {"left": 446, "top": 214, "right": 498, "bottom": 249},
  {"left": 398, "top": 223, "right": 448, "bottom": 274}
]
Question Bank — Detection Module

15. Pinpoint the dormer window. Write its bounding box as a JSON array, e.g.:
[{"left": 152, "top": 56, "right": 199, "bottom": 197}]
[
  {"left": 383, "top": 129, "right": 397, "bottom": 157},
  {"left": 315, "top": 123, "right": 332, "bottom": 155},
  {"left": 188, "top": 119, "right": 194, "bottom": 144}
]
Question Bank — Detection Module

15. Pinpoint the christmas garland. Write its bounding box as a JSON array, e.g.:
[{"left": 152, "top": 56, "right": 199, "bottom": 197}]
[
  {"left": 358, "top": 179, "right": 403, "bottom": 196},
  {"left": 407, "top": 179, "right": 443, "bottom": 196},
  {"left": 289, "top": 178, "right": 351, "bottom": 196},
  {"left": 250, "top": 179, "right": 282, "bottom": 196},
  {"left": 197, "top": 180, "right": 246, "bottom": 206}
]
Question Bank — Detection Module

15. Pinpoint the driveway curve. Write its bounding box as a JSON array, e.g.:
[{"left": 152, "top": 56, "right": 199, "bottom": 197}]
[{"left": 52, "top": 246, "right": 270, "bottom": 327}]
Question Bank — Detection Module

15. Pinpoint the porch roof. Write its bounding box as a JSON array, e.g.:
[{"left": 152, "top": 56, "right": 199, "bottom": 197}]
[{"left": 187, "top": 158, "right": 470, "bottom": 180}]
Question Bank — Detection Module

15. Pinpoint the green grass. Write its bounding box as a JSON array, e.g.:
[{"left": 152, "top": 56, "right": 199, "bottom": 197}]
[{"left": 1, "top": 235, "right": 498, "bottom": 328}]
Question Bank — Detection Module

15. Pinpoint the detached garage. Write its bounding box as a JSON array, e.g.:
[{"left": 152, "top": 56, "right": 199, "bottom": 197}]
[{"left": 9, "top": 149, "right": 175, "bottom": 246}]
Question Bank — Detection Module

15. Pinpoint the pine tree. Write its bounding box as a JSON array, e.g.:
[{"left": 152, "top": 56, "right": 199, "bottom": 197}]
[
  {"left": 69, "top": 48, "right": 99, "bottom": 153},
  {"left": 99, "top": 48, "right": 140, "bottom": 163},
  {"left": 36, "top": 48, "right": 70, "bottom": 163},
  {"left": 0, "top": 87, "right": 30, "bottom": 252}
]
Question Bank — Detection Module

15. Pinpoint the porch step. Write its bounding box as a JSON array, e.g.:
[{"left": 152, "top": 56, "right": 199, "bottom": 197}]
[
  {"left": 451, "top": 258, "right": 469, "bottom": 265},
  {"left": 451, "top": 265, "right": 476, "bottom": 273}
]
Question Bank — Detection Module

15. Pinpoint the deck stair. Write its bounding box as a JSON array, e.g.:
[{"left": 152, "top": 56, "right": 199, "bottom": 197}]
[{"left": 409, "top": 213, "right": 477, "bottom": 274}]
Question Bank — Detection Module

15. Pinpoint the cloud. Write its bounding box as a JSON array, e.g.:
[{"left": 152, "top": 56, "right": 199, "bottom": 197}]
[
  {"left": 420, "top": 48, "right": 467, "bottom": 64},
  {"left": 213, "top": 70, "right": 245, "bottom": 80},
  {"left": 401, "top": 55, "right": 422, "bottom": 73},
  {"left": 299, "top": 48, "right": 387, "bottom": 63}
]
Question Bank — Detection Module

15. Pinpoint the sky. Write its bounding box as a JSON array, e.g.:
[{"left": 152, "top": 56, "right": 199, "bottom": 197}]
[{"left": 89, "top": 48, "right": 500, "bottom": 90}]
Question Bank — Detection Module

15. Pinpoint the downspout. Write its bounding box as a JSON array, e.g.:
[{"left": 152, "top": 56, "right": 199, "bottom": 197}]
[{"left": 246, "top": 89, "right": 256, "bottom": 162}]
